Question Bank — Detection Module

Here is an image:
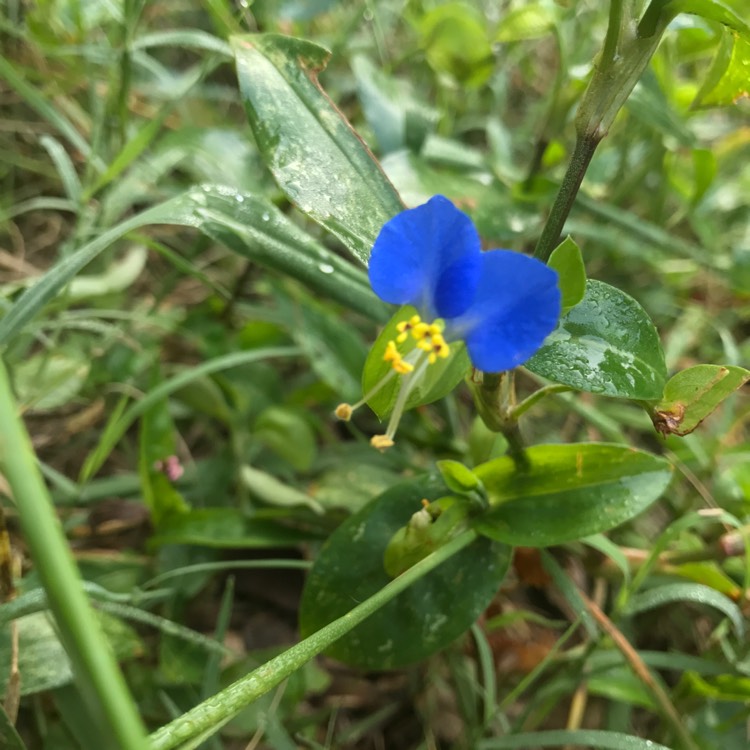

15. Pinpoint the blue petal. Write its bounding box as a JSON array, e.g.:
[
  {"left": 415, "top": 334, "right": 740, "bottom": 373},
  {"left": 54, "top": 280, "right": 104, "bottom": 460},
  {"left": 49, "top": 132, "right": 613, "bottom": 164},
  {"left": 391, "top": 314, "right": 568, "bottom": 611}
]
[
  {"left": 368, "top": 196, "right": 481, "bottom": 318},
  {"left": 449, "top": 250, "right": 561, "bottom": 372}
]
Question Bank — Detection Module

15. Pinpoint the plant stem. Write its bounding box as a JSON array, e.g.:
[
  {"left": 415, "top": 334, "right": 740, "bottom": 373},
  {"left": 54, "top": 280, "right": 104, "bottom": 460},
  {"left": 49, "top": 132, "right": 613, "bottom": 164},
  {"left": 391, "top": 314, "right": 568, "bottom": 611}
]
[
  {"left": 533, "top": 133, "right": 600, "bottom": 263},
  {"left": 0, "top": 359, "right": 147, "bottom": 749},
  {"left": 601, "top": 0, "right": 625, "bottom": 69},
  {"left": 509, "top": 384, "right": 573, "bottom": 420},
  {"left": 149, "top": 529, "right": 479, "bottom": 750},
  {"left": 471, "top": 371, "right": 529, "bottom": 468},
  {"left": 533, "top": 0, "right": 673, "bottom": 264}
]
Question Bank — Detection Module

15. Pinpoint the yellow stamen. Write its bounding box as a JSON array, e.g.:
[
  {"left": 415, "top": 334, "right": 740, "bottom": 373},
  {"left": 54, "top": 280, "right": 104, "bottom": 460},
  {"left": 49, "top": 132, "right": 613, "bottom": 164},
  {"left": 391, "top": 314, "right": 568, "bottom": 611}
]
[
  {"left": 371, "top": 434, "right": 395, "bottom": 451},
  {"left": 383, "top": 339, "right": 414, "bottom": 374},
  {"left": 335, "top": 403, "right": 353, "bottom": 421},
  {"left": 393, "top": 359, "right": 414, "bottom": 374},
  {"left": 396, "top": 314, "right": 422, "bottom": 343}
]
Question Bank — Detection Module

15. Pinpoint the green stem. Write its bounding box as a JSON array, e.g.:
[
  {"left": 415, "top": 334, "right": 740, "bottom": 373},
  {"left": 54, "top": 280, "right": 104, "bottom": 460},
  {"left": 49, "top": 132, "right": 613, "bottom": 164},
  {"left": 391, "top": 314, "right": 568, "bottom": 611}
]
[
  {"left": 0, "top": 359, "right": 147, "bottom": 749},
  {"left": 149, "top": 529, "right": 478, "bottom": 750},
  {"left": 601, "top": 0, "right": 625, "bottom": 69},
  {"left": 509, "top": 384, "right": 573, "bottom": 420},
  {"left": 533, "top": 1, "right": 672, "bottom": 264},
  {"left": 533, "top": 133, "right": 600, "bottom": 263}
]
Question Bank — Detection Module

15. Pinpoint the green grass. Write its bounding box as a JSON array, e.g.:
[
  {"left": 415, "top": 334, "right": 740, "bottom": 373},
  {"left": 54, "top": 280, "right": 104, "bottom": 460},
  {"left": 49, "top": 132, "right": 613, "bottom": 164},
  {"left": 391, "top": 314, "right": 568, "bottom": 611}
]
[{"left": 0, "top": 1, "right": 749, "bottom": 749}]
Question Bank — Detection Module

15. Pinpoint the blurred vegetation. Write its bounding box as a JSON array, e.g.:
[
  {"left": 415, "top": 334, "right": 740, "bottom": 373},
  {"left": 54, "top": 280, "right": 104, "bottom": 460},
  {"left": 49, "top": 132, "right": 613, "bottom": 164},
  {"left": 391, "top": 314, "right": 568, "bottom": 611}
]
[{"left": 0, "top": 0, "right": 749, "bottom": 749}]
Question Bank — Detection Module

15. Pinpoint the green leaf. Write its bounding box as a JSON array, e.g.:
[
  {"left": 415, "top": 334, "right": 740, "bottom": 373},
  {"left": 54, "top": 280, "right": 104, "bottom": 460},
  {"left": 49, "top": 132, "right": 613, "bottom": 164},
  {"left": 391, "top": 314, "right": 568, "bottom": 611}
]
[
  {"left": 151, "top": 508, "right": 317, "bottom": 548},
  {"left": 477, "top": 730, "right": 673, "bottom": 749},
  {"left": 526, "top": 280, "right": 667, "bottom": 400},
  {"left": 547, "top": 236, "right": 586, "bottom": 312},
  {"left": 254, "top": 405, "right": 317, "bottom": 471},
  {"left": 352, "top": 55, "right": 437, "bottom": 154},
  {"left": 240, "top": 465, "right": 324, "bottom": 514},
  {"left": 650, "top": 364, "right": 750, "bottom": 436},
  {"left": 665, "top": 0, "right": 750, "bottom": 40},
  {"left": 0, "top": 612, "right": 141, "bottom": 697},
  {"left": 683, "top": 672, "right": 750, "bottom": 701},
  {"left": 138, "top": 375, "right": 190, "bottom": 527},
  {"left": 299, "top": 476, "right": 510, "bottom": 669},
  {"left": 624, "top": 583, "right": 745, "bottom": 638},
  {"left": 496, "top": 4, "right": 557, "bottom": 42},
  {"left": 67, "top": 245, "right": 147, "bottom": 300},
  {"left": 693, "top": 29, "right": 750, "bottom": 107},
  {"left": 473, "top": 443, "right": 673, "bottom": 546},
  {"left": 231, "top": 34, "right": 403, "bottom": 263},
  {"left": 0, "top": 185, "right": 383, "bottom": 348},
  {"left": 0, "top": 705, "right": 25, "bottom": 750},
  {"left": 362, "top": 306, "right": 470, "bottom": 419},
  {"left": 383, "top": 497, "right": 470, "bottom": 577},
  {"left": 417, "top": 3, "right": 495, "bottom": 86},
  {"left": 437, "top": 460, "right": 481, "bottom": 494},
  {"left": 13, "top": 352, "right": 90, "bottom": 411}
]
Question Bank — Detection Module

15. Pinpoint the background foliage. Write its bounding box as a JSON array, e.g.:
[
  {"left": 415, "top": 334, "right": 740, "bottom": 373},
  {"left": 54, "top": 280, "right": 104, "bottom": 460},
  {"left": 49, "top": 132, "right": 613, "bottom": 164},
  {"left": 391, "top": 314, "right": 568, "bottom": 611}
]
[{"left": 1, "top": 0, "right": 749, "bottom": 749}]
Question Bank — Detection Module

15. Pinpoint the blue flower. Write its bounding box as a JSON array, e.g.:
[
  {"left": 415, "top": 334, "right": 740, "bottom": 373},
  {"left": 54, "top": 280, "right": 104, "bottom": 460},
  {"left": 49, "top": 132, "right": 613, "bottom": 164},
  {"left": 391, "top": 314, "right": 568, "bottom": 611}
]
[
  {"left": 336, "top": 195, "right": 561, "bottom": 449},
  {"left": 369, "top": 195, "right": 560, "bottom": 372}
]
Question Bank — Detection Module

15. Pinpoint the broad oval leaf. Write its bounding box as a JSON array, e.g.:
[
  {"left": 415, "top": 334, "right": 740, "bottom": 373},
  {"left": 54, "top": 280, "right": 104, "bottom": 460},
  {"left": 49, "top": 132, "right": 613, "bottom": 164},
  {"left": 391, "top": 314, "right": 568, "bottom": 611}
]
[
  {"left": 526, "top": 280, "right": 667, "bottom": 399},
  {"left": 231, "top": 34, "right": 403, "bottom": 264},
  {"left": 650, "top": 363, "right": 750, "bottom": 436},
  {"left": 299, "top": 476, "right": 510, "bottom": 669},
  {"left": 473, "top": 443, "right": 673, "bottom": 546}
]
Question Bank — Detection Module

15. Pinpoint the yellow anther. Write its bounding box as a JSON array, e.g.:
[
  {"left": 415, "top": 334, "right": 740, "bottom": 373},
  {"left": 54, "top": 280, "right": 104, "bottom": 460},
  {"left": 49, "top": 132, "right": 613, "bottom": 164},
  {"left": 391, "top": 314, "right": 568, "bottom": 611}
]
[
  {"left": 335, "top": 403, "right": 353, "bottom": 421},
  {"left": 429, "top": 334, "right": 450, "bottom": 364},
  {"left": 383, "top": 340, "right": 414, "bottom": 374},
  {"left": 384, "top": 340, "right": 399, "bottom": 361},
  {"left": 411, "top": 322, "right": 431, "bottom": 340},
  {"left": 396, "top": 314, "right": 422, "bottom": 343},
  {"left": 371, "top": 434, "right": 395, "bottom": 451},
  {"left": 393, "top": 358, "right": 414, "bottom": 374}
]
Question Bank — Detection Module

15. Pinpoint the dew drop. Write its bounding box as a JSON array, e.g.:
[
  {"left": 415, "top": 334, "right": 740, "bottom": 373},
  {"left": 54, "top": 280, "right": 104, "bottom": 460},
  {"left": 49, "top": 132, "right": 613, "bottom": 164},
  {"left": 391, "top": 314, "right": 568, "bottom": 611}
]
[
  {"left": 318, "top": 263, "right": 334, "bottom": 274},
  {"left": 235, "top": 194, "right": 244, "bottom": 203},
  {"left": 261, "top": 212, "right": 270, "bottom": 222}
]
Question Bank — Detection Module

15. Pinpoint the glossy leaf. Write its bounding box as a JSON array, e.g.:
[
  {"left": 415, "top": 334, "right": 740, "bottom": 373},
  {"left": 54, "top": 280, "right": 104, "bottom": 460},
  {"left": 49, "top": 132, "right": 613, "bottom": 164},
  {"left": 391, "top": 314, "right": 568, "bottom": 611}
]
[
  {"left": 473, "top": 444, "right": 673, "bottom": 546},
  {"left": 299, "top": 476, "right": 510, "bottom": 669},
  {"left": 624, "top": 583, "right": 744, "bottom": 638},
  {"left": 0, "top": 185, "right": 383, "bottom": 347},
  {"left": 650, "top": 364, "right": 750, "bottom": 436},
  {"left": 693, "top": 29, "right": 750, "bottom": 107},
  {"left": 362, "top": 306, "right": 470, "bottom": 419},
  {"left": 526, "top": 280, "right": 667, "bottom": 399},
  {"left": 547, "top": 236, "right": 586, "bottom": 312},
  {"left": 231, "top": 34, "right": 403, "bottom": 263}
]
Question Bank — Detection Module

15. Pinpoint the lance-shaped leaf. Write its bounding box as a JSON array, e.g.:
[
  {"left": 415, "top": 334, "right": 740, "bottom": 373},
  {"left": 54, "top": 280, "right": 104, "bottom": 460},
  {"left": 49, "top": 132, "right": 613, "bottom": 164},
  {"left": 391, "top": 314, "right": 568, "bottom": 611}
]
[{"left": 232, "top": 34, "right": 403, "bottom": 264}]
